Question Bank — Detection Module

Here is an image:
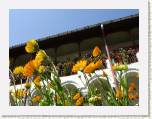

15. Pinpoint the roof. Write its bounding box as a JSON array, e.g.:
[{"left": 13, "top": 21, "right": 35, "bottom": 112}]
[{"left": 9, "top": 14, "right": 139, "bottom": 58}]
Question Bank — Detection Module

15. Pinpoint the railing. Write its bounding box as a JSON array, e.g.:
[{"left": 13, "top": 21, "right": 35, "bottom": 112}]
[{"left": 55, "top": 47, "right": 139, "bottom": 77}]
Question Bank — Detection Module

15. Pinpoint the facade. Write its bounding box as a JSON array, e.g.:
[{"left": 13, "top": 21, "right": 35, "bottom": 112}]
[{"left": 9, "top": 14, "right": 139, "bottom": 69}]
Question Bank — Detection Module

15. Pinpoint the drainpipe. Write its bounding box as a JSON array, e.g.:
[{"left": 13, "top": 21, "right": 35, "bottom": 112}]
[{"left": 101, "top": 24, "right": 118, "bottom": 88}]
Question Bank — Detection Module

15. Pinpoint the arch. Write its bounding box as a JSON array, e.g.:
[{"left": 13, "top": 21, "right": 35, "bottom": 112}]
[
  {"left": 88, "top": 75, "right": 109, "bottom": 95},
  {"left": 61, "top": 81, "right": 80, "bottom": 98},
  {"left": 89, "top": 75, "right": 107, "bottom": 84},
  {"left": 122, "top": 69, "right": 139, "bottom": 91},
  {"left": 122, "top": 69, "right": 139, "bottom": 105},
  {"left": 29, "top": 89, "right": 42, "bottom": 106},
  {"left": 62, "top": 81, "right": 80, "bottom": 88}
]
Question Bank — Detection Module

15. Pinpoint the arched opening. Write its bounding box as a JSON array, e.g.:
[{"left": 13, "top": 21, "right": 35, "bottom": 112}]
[
  {"left": 124, "top": 70, "right": 139, "bottom": 91},
  {"left": 88, "top": 77, "right": 109, "bottom": 105},
  {"left": 62, "top": 82, "right": 79, "bottom": 98},
  {"left": 123, "top": 70, "right": 139, "bottom": 105},
  {"left": 30, "top": 89, "right": 43, "bottom": 106}
]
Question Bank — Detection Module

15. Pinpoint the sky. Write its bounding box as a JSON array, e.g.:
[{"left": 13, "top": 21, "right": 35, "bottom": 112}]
[{"left": 9, "top": 9, "right": 139, "bottom": 47}]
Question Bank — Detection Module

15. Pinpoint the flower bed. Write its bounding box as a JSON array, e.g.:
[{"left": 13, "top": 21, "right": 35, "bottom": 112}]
[{"left": 9, "top": 40, "right": 139, "bottom": 106}]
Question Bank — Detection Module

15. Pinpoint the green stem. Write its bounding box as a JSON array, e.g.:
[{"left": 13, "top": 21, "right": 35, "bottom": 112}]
[
  {"left": 83, "top": 72, "right": 93, "bottom": 97},
  {"left": 9, "top": 70, "right": 18, "bottom": 105}
]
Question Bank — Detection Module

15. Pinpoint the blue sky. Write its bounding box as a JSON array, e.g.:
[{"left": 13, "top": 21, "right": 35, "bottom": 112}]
[{"left": 9, "top": 9, "right": 139, "bottom": 47}]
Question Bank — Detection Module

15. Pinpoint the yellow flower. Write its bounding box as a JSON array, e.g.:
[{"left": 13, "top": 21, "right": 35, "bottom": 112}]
[
  {"left": 32, "top": 96, "right": 41, "bottom": 103},
  {"left": 13, "top": 66, "right": 24, "bottom": 75},
  {"left": 23, "top": 60, "right": 41, "bottom": 77},
  {"left": 13, "top": 89, "right": 24, "bottom": 99},
  {"left": 54, "top": 95, "right": 61, "bottom": 104},
  {"left": 25, "top": 39, "right": 39, "bottom": 53},
  {"left": 33, "top": 76, "right": 41, "bottom": 88},
  {"left": 88, "top": 96, "right": 102, "bottom": 104},
  {"left": 112, "top": 64, "right": 117, "bottom": 70},
  {"left": 112, "top": 63, "right": 128, "bottom": 71},
  {"left": 73, "top": 92, "right": 81, "bottom": 101},
  {"left": 25, "top": 82, "right": 31, "bottom": 89},
  {"left": 76, "top": 96, "right": 84, "bottom": 106},
  {"left": 38, "top": 65, "right": 46, "bottom": 73},
  {"left": 35, "top": 50, "right": 47, "bottom": 63},
  {"left": 92, "top": 46, "right": 101, "bottom": 57},
  {"left": 72, "top": 60, "right": 87, "bottom": 73},
  {"left": 115, "top": 88, "right": 123, "bottom": 99},
  {"left": 84, "top": 62, "right": 96, "bottom": 74},
  {"left": 128, "top": 94, "right": 135, "bottom": 100},
  {"left": 128, "top": 92, "right": 139, "bottom": 100}
]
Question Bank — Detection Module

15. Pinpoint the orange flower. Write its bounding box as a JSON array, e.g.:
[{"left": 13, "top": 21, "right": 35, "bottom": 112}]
[
  {"left": 130, "top": 82, "right": 136, "bottom": 88},
  {"left": 128, "top": 82, "right": 136, "bottom": 92},
  {"left": 23, "top": 60, "right": 35, "bottom": 77},
  {"left": 33, "top": 76, "right": 41, "bottom": 88},
  {"left": 84, "top": 60, "right": 102, "bottom": 74},
  {"left": 73, "top": 92, "right": 81, "bottom": 101},
  {"left": 23, "top": 60, "right": 41, "bottom": 77},
  {"left": 84, "top": 62, "right": 96, "bottom": 74},
  {"left": 76, "top": 96, "right": 84, "bottom": 106},
  {"left": 94, "top": 60, "right": 102, "bottom": 69},
  {"left": 128, "top": 87, "right": 134, "bottom": 93},
  {"left": 32, "top": 96, "right": 41, "bottom": 103},
  {"left": 33, "top": 59, "right": 41, "bottom": 68},
  {"left": 92, "top": 46, "right": 101, "bottom": 57}
]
